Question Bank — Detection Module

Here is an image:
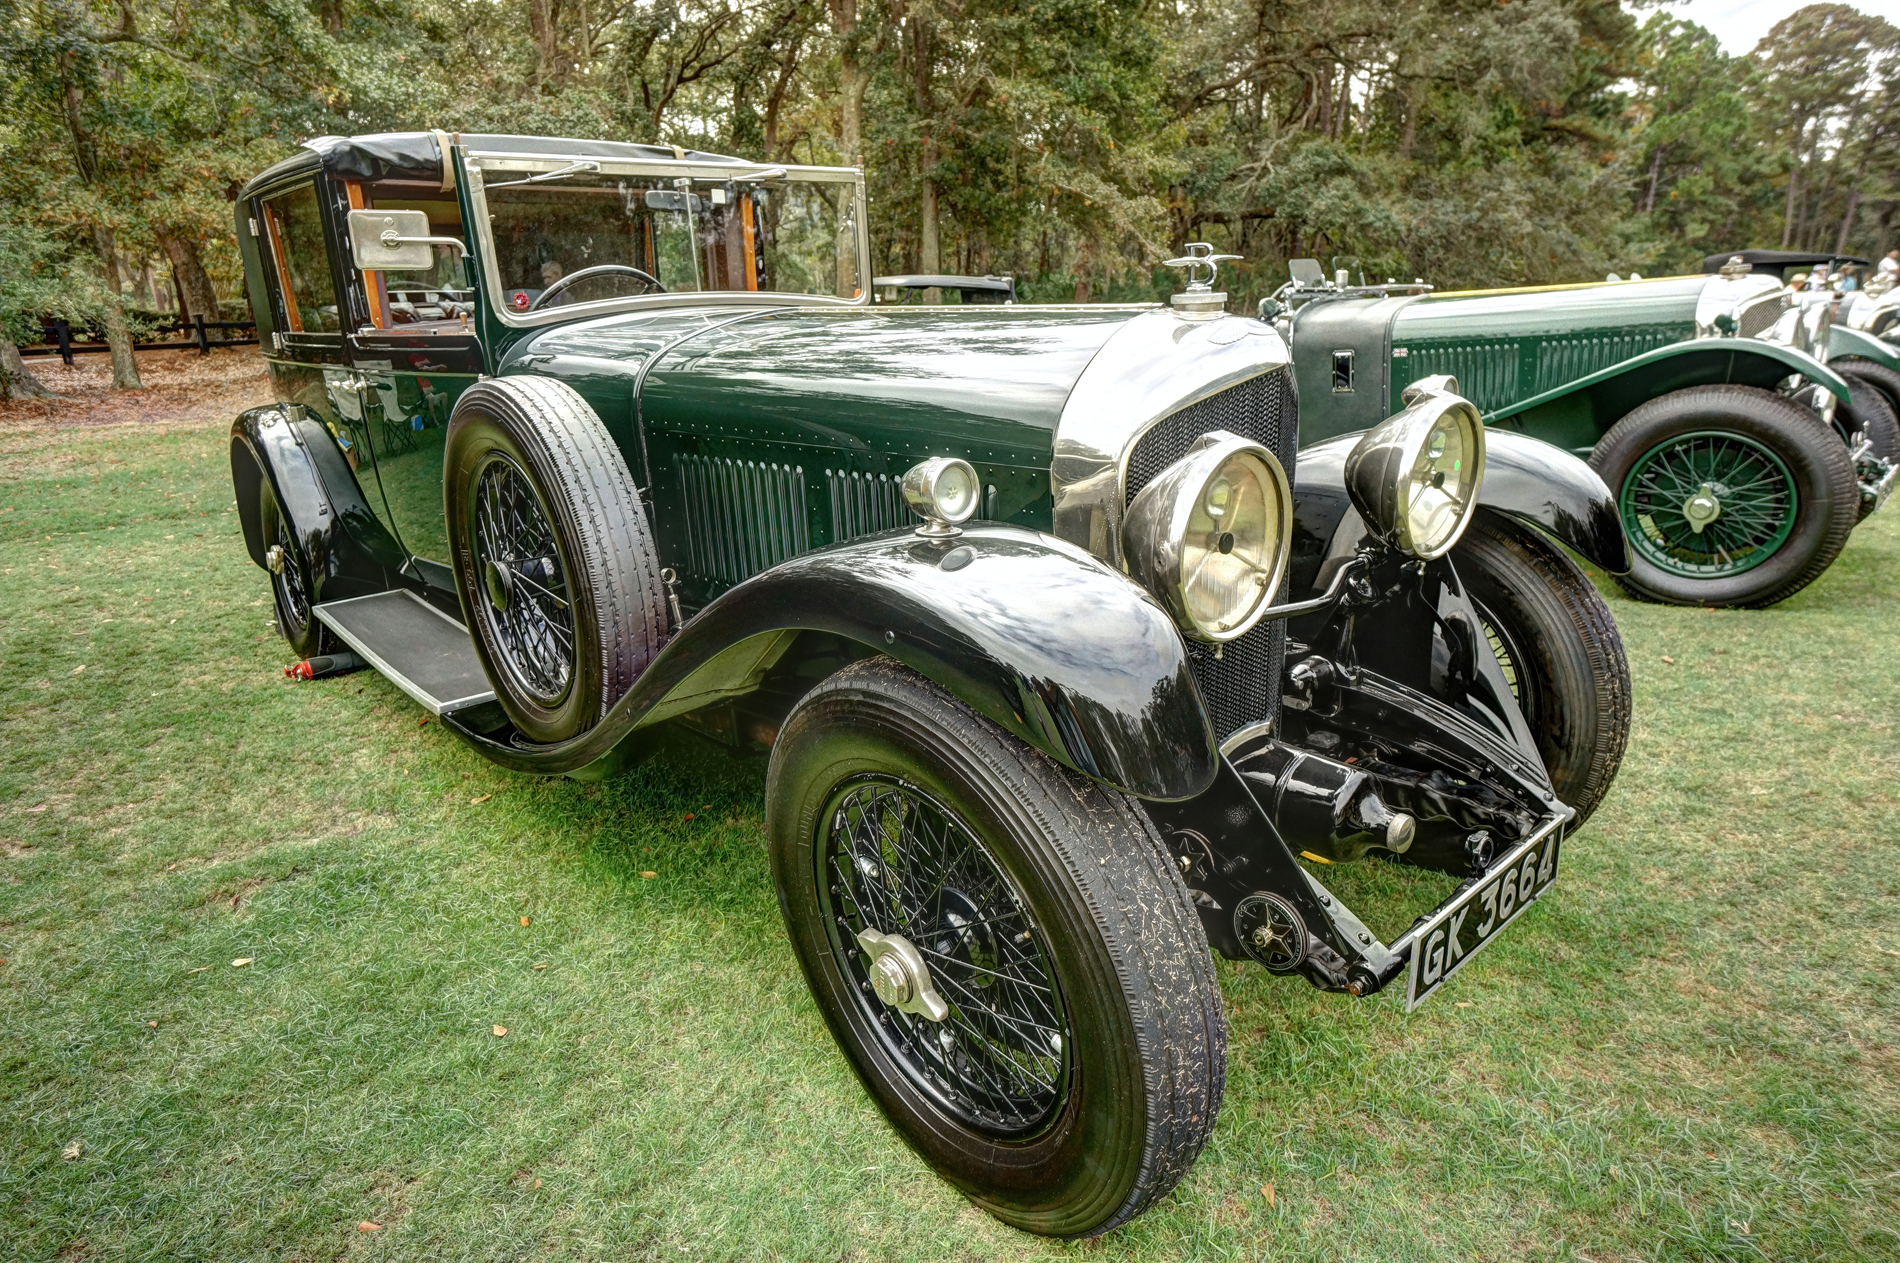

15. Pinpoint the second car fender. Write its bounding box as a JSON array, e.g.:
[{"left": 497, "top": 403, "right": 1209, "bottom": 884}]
[{"left": 1287, "top": 430, "right": 1631, "bottom": 586}]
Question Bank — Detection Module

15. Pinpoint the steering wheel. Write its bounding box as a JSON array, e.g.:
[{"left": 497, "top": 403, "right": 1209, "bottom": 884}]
[{"left": 527, "top": 264, "right": 665, "bottom": 311}]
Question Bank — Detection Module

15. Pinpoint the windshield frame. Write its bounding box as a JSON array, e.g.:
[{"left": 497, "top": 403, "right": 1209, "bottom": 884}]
[{"left": 464, "top": 150, "right": 870, "bottom": 329}]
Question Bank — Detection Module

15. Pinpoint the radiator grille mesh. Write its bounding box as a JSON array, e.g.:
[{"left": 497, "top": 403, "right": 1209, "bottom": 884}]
[
  {"left": 1125, "top": 368, "right": 1297, "bottom": 742},
  {"left": 676, "top": 454, "right": 809, "bottom": 585}
]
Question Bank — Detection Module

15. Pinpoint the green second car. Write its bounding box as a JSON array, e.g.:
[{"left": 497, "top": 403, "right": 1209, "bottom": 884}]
[{"left": 1277, "top": 257, "right": 1896, "bottom": 608}]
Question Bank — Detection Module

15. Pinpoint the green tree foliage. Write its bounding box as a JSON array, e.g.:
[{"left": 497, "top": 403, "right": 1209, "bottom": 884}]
[{"left": 3, "top": 0, "right": 1899, "bottom": 385}]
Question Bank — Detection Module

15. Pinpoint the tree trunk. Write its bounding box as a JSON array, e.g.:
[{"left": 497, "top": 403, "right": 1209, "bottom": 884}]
[
  {"left": 318, "top": 0, "right": 343, "bottom": 35},
  {"left": 527, "top": 0, "right": 554, "bottom": 92},
  {"left": 1836, "top": 187, "right": 1861, "bottom": 255},
  {"left": 2, "top": 340, "right": 56, "bottom": 400},
  {"left": 910, "top": 8, "right": 940, "bottom": 301},
  {"left": 828, "top": 0, "right": 866, "bottom": 165},
  {"left": 157, "top": 228, "right": 220, "bottom": 324},
  {"left": 91, "top": 225, "right": 142, "bottom": 390},
  {"left": 1643, "top": 143, "right": 1666, "bottom": 213},
  {"left": 1781, "top": 120, "right": 1806, "bottom": 248}
]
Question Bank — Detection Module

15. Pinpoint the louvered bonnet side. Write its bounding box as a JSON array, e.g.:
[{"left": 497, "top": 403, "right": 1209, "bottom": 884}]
[{"left": 1123, "top": 367, "right": 1298, "bottom": 745}]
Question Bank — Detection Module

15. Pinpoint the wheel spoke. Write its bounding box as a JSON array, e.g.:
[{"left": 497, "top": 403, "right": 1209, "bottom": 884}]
[{"left": 821, "top": 775, "right": 1069, "bottom": 1135}]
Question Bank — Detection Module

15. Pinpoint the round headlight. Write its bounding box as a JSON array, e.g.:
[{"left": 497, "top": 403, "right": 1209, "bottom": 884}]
[
  {"left": 1123, "top": 430, "right": 1292, "bottom": 641},
  {"left": 1345, "top": 386, "right": 1485, "bottom": 559},
  {"left": 901, "top": 456, "right": 980, "bottom": 537}
]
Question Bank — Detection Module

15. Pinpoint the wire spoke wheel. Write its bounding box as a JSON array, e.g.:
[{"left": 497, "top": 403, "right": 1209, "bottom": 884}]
[
  {"left": 818, "top": 774, "right": 1069, "bottom": 1137},
  {"left": 470, "top": 454, "right": 575, "bottom": 706},
  {"left": 1620, "top": 430, "right": 1798, "bottom": 578},
  {"left": 270, "top": 507, "right": 311, "bottom": 634}
]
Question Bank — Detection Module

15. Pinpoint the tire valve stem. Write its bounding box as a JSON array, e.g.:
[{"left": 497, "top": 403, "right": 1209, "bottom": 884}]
[{"left": 658, "top": 567, "right": 684, "bottom": 633}]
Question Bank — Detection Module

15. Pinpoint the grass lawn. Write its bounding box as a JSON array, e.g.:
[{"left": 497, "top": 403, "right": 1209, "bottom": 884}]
[{"left": 1, "top": 377, "right": 1896, "bottom": 1261}]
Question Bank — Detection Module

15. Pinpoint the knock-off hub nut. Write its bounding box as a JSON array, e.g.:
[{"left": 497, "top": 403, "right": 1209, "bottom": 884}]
[{"left": 856, "top": 928, "right": 949, "bottom": 1022}]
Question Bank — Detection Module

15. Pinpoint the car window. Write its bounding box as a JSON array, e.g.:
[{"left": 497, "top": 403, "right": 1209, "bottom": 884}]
[
  {"left": 479, "top": 169, "right": 860, "bottom": 313},
  {"left": 353, "top": 183, "right": 475, "bottom": 333},
  {"left": 260, "top": 184, "right": 341, "bottom": 334}
]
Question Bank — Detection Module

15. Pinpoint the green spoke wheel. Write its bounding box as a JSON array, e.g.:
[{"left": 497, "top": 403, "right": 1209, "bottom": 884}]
[
  {"left": 1589, "top": 385, "right": 1857, "bottom": 608},
  {"left": 1619, "top": 430, "right": 1797, "bottom": 578}
]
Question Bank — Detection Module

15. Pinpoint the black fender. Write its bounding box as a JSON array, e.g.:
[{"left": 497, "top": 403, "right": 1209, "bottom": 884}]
[
  {"left": 1287, "top": 429, "right": 1631, "bottom": 592},
  {"left": 228, "top": 404, "right": 406, "bottom": 605},
  {"left": 442, "top": 523, "right": 1219, "bottom": 801}
]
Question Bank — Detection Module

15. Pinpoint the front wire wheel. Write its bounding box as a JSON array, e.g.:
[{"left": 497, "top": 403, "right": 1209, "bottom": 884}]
[
  {"left": 469, "top": 453, "right": 575, "bottom": 708},
  {"left": 769, "top": 657, "right": 1224, "bottom": 1238},
  {"left": 1619, "top": 430, "right": 1797, "bottom": 579},
  {"left": 1453, "top": 516, "right": 1630, "bottom": 827},
  {"left": 1590, "top": 385, "right": 1858, "bottom": 608},
  {"left": 821, "top": 775, "right": 1067, "bottom": 1135}
]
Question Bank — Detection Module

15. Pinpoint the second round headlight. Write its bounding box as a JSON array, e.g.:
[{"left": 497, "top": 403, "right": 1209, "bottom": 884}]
[
  {"left": 1122, "top": 431, "right": 1293, "bottom": 642},
  {"left": 1345, "top": 384, "right": 1486, "bottom": 559}
]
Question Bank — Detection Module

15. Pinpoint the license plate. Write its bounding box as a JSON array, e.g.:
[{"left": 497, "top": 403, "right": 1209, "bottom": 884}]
[{"left": 1405, "top": 824, "right": 1562, "bottom": 1011}]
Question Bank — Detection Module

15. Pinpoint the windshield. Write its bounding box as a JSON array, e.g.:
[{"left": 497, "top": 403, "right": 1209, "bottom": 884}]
[{"left": 475, "top": 165, "right": 862, "bottom": 315}]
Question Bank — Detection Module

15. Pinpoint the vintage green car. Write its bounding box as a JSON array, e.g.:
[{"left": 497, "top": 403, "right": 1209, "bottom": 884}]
[
  {"left": 1277, "top": 256, "right": 1896, "bottom": 608},
  {"left": 228, "top": 133, "right": 1635, "bottom": 1236},
  {"left": 1700, "top": 249, "right": 1900, "bottom": 474}
]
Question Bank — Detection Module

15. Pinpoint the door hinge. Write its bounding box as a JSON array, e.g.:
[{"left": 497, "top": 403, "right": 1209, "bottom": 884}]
[{"left": 248, "top": 216, "right": 258, "bottom": 238}]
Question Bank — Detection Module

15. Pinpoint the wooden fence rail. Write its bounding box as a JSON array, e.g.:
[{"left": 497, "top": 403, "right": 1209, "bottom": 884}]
[{"left": 19, "top": 316, "right": 260, "bottom": 365}]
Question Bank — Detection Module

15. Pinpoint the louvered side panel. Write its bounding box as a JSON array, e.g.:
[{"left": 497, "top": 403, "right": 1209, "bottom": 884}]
[
  {"left": 1404, "top": 343, "right": 1519, "bottom": 415},
  {"left": 675, "top": 454, "right": 808, "bottom": 587},
  {"left": 826, "top": 469, "right": 911, "bottom": 541},
  {"left": 1531, "top": 325, "right": 1689, "bottom": 395}
]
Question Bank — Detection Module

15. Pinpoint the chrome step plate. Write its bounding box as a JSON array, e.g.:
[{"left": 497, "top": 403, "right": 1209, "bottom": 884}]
[{"left": 313, "top": 590, "right": 496, "bottom": 715}]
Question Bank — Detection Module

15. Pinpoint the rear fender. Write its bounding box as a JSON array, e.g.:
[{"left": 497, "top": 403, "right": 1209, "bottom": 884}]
[
  {"left": 229, "top": 404, "right": 404, "bottom": 603},
  {"left": 1288, "top": 430, "right": 1631, "bottom": 585},
  {"left": 1829, "top": 325, "right": 1900, "bottom": 376},
  {"left": 443, "top": 523, "right": 1220, "bottom": 801},
  {"left": 1499, "top": 340, "right": 1853, "bottom": 448}
]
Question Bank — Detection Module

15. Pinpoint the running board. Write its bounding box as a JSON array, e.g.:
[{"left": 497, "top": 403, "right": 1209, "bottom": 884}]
[{"left": 313, "top": 590, "right": 496, "bottom": 715}]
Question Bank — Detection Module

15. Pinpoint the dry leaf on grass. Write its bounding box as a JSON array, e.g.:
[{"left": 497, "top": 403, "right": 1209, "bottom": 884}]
[
  {"left": 639, "top": 871, "right": 657, "bottom": 879},
  {"left": 1262, "top": 1181, "right": 1275, "bottom": 1207},
  {"left": 26, "top": 804, "right": 46, "bottom": 813},
  {"left": 471, "top": 794, "right": 491, "bottom": 804},
  {"left": 146, "top": 1020, "right": 158, "bottom": 1028},
  {"left": 357, "top": 1221, "right": 381, "bottom": 1232},
  {"left": 493, "top": 1025, "right": 507, "bottom": 1037},
  {"left": 1662, "top": 655, "right": 1675, "bottom": 664},
  {"left": 532, "top": 963, "right": 549, "bottom": 971},
  {"left": 230, "top": 958, "right": 253, "bottom": 967},
  {"left": 71, "top": 664, "right": 86, "bottom": 674},
  {"left": 520, "top": 915, "right": 530, "bottom": 926},
  {"left": 186, "top": 965, "right": 210, "bottom": 974},
  {"left": 681, "top": 813, "right": 695, "bottom": 821},
  {"left": 61, "top": 1139, "right": 82, "bottom": 1161}
]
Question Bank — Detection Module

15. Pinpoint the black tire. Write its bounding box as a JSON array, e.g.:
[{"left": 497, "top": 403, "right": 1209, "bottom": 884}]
[
  {"left": 1833, "top": 359, "right": 1900, "bottom": 462},
  {"left": 1589, "top": 385, "right": 1858, "bottom": 609},
  {"left": 258, "top": 478, "right": 335, "bottom": 659},
  {"left": 767, "top": 657, "right": 1225, "bottom": 1238},
  {"left": 1453, "top": 515, "right": 1631, "bottom": 827},
  {"left": 444, "top": 376, "right": 666, "bottom": 743}
]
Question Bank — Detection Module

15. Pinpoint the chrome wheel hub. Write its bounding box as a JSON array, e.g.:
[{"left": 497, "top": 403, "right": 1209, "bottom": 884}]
[
  {"left": 1682, "top": 481, "right": 1723, "bottom": 534},
  {"left": 264, "top": 544, "right": 286, "bottom": 575},
  {"left": 857, "top": 928, "right": 949, "bottom": 1022}
]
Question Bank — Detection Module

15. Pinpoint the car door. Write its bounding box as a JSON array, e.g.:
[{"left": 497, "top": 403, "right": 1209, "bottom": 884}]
[
  {"left": 338, "top": 174, "right": 487, "bottom": 595},
  {"left": 252, "top": 179, "right": 408, "bottom": 551}
]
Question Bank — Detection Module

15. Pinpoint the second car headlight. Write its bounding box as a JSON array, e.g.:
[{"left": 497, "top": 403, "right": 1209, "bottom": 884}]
[
  {"left": 1123, "top": 430, "right": 1292, "bottom": 641},
  {"left": 1345, "top": 382, "right": 1486, "bottom": 559}
]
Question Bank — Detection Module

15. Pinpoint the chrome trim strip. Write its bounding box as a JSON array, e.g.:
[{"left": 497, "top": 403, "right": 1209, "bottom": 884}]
[
  {"left": 313, "top": 590, "right": 496, "bottom": 716},
  {"left": 1051, "top": 307, "right": 1293, "bottom": 568}
]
